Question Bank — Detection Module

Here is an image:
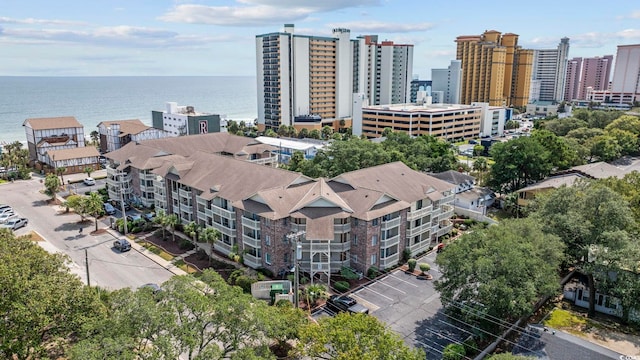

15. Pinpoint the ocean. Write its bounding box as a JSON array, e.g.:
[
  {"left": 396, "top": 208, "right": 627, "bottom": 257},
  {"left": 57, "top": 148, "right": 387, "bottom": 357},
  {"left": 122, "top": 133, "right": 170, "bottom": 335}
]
[{"left": 0, "top": 76, "right": 257, "bottom": 144}]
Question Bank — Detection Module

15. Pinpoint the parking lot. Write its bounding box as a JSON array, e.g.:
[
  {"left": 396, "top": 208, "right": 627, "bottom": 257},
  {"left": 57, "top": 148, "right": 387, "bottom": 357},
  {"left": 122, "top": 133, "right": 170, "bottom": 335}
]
[{"left": 325, "top": 251, "right": 471, "bottom": 359}]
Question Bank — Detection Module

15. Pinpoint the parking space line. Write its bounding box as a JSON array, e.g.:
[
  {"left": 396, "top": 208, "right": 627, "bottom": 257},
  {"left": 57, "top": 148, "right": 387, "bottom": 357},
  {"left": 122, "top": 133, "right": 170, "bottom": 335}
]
[
  {"left": 388, "top": 273, "right": 420, "bottom": 287},
  {"left": 355, "top": 286, "right": 394, "bottom": 301},
  {"left": 373, "top": 279, "right": 407, "bottom": 294}
]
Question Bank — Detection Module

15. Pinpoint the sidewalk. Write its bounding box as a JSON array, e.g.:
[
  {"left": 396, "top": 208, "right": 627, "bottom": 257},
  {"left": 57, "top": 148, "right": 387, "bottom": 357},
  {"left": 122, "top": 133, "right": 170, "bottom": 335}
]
[{"left": 105, "top": 228, "right": 187, "bottom": 276}]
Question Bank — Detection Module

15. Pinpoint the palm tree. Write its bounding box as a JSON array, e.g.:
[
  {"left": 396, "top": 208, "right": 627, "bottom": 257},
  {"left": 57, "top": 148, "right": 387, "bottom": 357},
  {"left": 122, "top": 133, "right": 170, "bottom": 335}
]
[
  {"left": 85, "top": 192, "right": 105, "bottom": 232},
  {"left": 165, "top": 214, "right": 179, "bottom": 242},
  {"left": 90, "top": 130, "right": 99, "bottom": 146},
  {"left": 199, "top": 227, "right": 221, "bottom": 265},
  {"left": 55, "top": 166, "right": 66, "bottom": 185},
  {"left": 84, "top": 167, "right": 93, "bottom": 179},
  {"left": 154, "top": 209, "right": 168, "bottom": 239},
  {"left": 44, "top": 174, "right": 61, "bottom": 201},
  {"left": 473, "top": 157, "right": 488, "bottom": 185},
  {"left": 183, "top": 221, "right": 200, "bottom": 244}
]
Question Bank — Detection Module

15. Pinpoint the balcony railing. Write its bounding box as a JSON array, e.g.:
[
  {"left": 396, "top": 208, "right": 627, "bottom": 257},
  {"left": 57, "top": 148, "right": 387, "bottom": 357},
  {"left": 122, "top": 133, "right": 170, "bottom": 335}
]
[
  {"left": 380, "top": 252, "right": 400, "bottom": 269},
  {"left": 407, "top": 204, "right": 433, "bottom": 220},
  {"left": 381, "top": 217, "right": 401, "bottom": 230},
  {"left": 244, "top": 253, "right": 262, "bottom": 269},
  {"left": 242, "top": 235, "right": 260, "bottom": 248},
  {"left": 213, "top": 241, "right": 233, "bottom": 256},
  {"left": 211, "top": 205, "right": 235, "bottom": 219},
  {"left": 333, "top": 223, "right": 351, "bottom": 233},
  {"left": 178, "top": 188, "right": 191, "bottom": 198},
  {"left": 440, "top": 204, "right": 454, "bottom": 219},
  {"left": 291, "top": 223, "right": 306, "bottom": 233},
  {"left": 242, "top": 217, "right": 260, "bottom": 230},
  {"left": 301, "top": 242, "right": 330, "bottom": 253},
  {"left": 381, "top": 234, "right": 400, "bottom": 248},
  {"left": 406, "top": 221, "right": 431, "bottom": 238}
]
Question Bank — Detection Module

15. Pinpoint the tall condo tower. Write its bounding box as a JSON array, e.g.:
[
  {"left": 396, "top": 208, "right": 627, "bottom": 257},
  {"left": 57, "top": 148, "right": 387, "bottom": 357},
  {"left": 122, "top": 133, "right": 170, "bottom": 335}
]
[
  {"left": 455, "top": 30, "right": 534, "bottom": 107},
  {"left": 256, "top": 24, "right": 413, "bottom": 131}
]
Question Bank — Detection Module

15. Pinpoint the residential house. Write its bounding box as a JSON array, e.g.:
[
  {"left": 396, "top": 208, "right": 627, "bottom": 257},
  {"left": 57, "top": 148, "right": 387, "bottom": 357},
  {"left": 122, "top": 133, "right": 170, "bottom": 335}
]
[
  {"left": 97, "top": 119, "right": 170, "bottom": 153},
  {"left": 430, "top": 170, "right": 495, "bottom": 214},
  {"left": 104, "top": 132, "right": 456, "bottom": 278},
  {"left": 254, "top": 136, "right": 327, "bottom": 163}
]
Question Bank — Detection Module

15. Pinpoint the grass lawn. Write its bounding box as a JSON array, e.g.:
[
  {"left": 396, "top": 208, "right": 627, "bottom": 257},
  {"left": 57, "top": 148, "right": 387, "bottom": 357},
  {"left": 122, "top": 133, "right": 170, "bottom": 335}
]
[
  {"left": 141, "top": 241, "right": 174, "bottom": 261},
  {"left": 24, "top": 230, "right": 45, "bottom": 241},
  {"left": 174, "top": 259, "right": 199, "bottom": 274},
  {"left": 544, "top": 308, "right": 587, "bottom": 335}
]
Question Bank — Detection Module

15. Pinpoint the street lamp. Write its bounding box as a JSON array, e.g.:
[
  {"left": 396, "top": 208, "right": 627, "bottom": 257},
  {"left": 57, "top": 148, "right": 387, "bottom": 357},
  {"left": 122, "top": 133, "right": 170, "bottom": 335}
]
[
  {"left": 287, "top": 231, "right": 305, "bottom": 308},
  {"left": 119, "top": 173, "right": 128, "bottom": 235}
]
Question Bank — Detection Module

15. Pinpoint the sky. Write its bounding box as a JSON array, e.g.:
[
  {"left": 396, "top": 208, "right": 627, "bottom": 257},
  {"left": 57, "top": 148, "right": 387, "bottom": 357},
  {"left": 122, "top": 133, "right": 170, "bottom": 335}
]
[{"left": 1, "top": 0, "right": 640, "bottom": 78}]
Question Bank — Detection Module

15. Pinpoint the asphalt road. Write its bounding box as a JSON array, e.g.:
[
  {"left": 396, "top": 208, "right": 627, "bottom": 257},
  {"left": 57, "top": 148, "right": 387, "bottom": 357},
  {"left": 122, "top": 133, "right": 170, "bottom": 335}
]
[{"left": 2, "top": 177, "right": 174, "bottom": 290}]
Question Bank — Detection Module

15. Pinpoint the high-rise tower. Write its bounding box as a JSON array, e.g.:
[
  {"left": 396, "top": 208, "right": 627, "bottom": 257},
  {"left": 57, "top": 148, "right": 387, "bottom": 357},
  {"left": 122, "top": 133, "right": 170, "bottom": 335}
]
[
  {"left": 531, "top": 37, "right": 570, "bottom": 102},
  {"left": 455, "top": 30, "right": 533, "bottom": 107}
]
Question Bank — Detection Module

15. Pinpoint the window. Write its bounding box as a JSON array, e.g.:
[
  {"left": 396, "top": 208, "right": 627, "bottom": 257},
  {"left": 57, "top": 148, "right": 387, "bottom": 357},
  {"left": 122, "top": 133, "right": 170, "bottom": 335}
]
[
  {"left": 352, "top": 234, "right": 357, "bottom": 245},
  {"left": 372, "top": 218, "right": 379, "bottom": 226},
  {"left": 265, "top": 253, "right": 271, "bottom": 265},
  {"left": 372, "top": 235, "right": 378, "bottom": 246},
  {"left": 371, "top": 254, "right": 377, "bottom": 265},
  {"left": 265, "top": 234, "right": 271, "bottom": 246}
]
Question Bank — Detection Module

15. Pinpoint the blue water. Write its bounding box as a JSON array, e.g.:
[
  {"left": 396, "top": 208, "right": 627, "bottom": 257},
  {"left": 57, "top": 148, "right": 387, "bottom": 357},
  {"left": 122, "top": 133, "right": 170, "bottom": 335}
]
[{"left": 0, "top": 76, "right": 257, "bottom": 143}]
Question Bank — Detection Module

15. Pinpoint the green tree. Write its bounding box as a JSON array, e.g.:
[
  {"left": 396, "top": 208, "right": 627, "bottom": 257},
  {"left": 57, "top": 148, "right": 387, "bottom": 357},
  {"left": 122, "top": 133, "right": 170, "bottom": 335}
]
[
  {"left": 0, "top": 230, "right": 105, "bottom": 359},
  {"left": 265, "top": 129, "right": 277, "bottom": 138},
  {"left": 89, "top": 130, "right": 99, "bottom": 146},
  {"left": 606, "top": 128, "right": 638, "bottom": 155},
  {"left": 153, "top": 209, "right": 168, "bottom": 240},
  {"left": 309, "top": 129, "right": 321, "bottom": 139},
  {"left": 505, "top": 120, "right": 520, "bottom": 130},
  {"left": 227, "top": 120, "right": 239, "bottom": 134},
  {"left": 435, "top": 218, "right": 564, "bottom": 324},
  {"left": 321, "top": 125, "right": 333, "bottom": 139},
  {"left": 488, "top": 354, "right": 536, "bottom": 360},
  {"left": 84, "top": 166, "right": 93, "bottom": 178},
  {"left": 488, "top": 137, "right": 552, "bottom": 193},
  {"left": 590, "top": 134, "right": 622, "bottom": 162},
  {"left": 65, "top": 194, "right": 88, "bottom": 222},
  {"left": 44, "top": 173, "right": 61, "bottom": 200},
  {"left": 183, "top": 221, "right": 199, "bottom": 244},
  {"left": 541, "top": 117, "right": 587, "bottom": 136},
  {"left": 85, "top": 192, "right": 106, "bottom": 232},
  {"left": 198, "top": 227, "right": 221, "bottom": 265},
  {"left": 530, "top": 182, "right": 638, "bottom": 317},
  {"left": 530, "top": 129, "right": 582, "bottom": 170},
  {"left": 604, "top": 114, "right": 640, "bottom": 135},
  {"left": 473, "top": 157, "right": 488, "bottom": 185},
  {"left": 600, "top": 171, "right": 640, "bottom": 222},
  {"left": 165, "top": 213, "right": 179, "bottom": 242},
  {"left": 294, "top": 312, "right": 425, "bottom": 360},
  {"left": 298, "top": 128, "right": 309, "bottom": 139},
  {"left": 55, "top": 166, "right": 67, "bottom": 184},
  {"left": 442, "top": 343, "right": 466, "bottom": 360}
]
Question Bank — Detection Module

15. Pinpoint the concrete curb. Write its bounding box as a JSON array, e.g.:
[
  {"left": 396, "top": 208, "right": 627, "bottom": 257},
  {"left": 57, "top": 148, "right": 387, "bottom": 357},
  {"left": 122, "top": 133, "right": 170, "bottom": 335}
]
[{"left": 105, "top": 228, "right": 187, "bottom": 276}]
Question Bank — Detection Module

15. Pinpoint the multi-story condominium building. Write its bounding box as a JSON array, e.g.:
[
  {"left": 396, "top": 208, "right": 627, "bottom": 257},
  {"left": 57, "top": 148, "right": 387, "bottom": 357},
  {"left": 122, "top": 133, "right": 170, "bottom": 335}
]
[
  {"left": 531, "top": 37, "right": 570, "bottom": 103},
  {"left": 431, "top": 60, "right": 462, "bottom": 104},
  {"left": 103, "top": 132, "right": 278, "bottom": 208},
  {"left": 354, "top": 102, "right": 486, "bottom": 140},
  {"left": 256, "top": 24, "right": 413, "bottom": 131},
  {"left": 104, "top": 132, "right": 455, "bottom": 278},
  {"left": 609, "top": 44, "right": 640, "bottom": 104},
  {"left": 456, "top": 30, "right": 534, "bottom": 107},
  {"left": 152, "top": 102, "right": 224, "bottom": 137},
  {"left": 97, "top": 119, "right": 170, "bottom": 153},
  {"left": 577, "top": 55, "right": 613, "bottom": 100},
  {"left": 23, "top": 116, "right": 100, "bottom": 174},
  {"left": 564, "top": 57, "right": 582, "bottom": 101},
  {"left": 410, "top": 79, "right": 432, "bottom": 103}
]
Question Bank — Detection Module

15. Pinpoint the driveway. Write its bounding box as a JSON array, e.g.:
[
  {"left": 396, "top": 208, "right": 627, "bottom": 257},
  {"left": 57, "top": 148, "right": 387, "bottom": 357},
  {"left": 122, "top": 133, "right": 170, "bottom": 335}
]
[
  {"left": 350, "top": 251, "right": 470, "bottom": 359},
  {"left": 2, "top": 177, "right": 174, "bottom": 290}
]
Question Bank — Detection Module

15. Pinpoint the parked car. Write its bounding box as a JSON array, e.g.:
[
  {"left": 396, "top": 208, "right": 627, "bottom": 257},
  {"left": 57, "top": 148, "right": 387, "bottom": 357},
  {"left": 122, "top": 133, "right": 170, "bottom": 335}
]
[
  {"left": 113, "top": 238, "right": 131, "bottom": 252},
  {"left": 1, "top": 217, "right": 28, "bottom": 230},
  {"left": 325, "top": 295, "right": 369, "bottom": 314},
  {"left": 0, "top": 212, "right": 17, "bottom": 224},
  {"left": 139, "top": 283, "right": 162, "bottom": 294},
  {"left": 0, "top": 207, "right": 14, "bottom": 215},
  {"left": 0, "top": 204, "right": 12, "bottom": 212},
  {"left": 110, "top": 199, "right": 131, "bottom": 211},
  {"left": 126, "top": 214, "right": 143, "bottom": 222},
  {"left": 103, "top": 203, "right": 116, "bottom": 215},
  {"left": 468, "top": 139, "right": 477, "bottom": 144},
  {"left": 143, "top": 211, "right": 156, "bottom": 222},
  {"left": 83, "top": 177, "right": 96, "bottom": 186}
]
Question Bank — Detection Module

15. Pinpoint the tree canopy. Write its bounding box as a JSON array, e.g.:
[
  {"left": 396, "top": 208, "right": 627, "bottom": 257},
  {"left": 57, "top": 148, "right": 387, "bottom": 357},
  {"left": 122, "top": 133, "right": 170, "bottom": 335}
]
[
  {"left": 488, "top": 136, "right": 553, "bottom": 193},
  {"left": 435, "top": 218, "right": 564, "bottom": 324}
]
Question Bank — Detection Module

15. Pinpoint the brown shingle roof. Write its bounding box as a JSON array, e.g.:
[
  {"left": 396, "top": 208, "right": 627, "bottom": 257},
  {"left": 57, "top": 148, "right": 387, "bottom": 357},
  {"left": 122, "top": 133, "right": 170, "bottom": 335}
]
[
  {"left": 98, "top": 119, "right": 150, "bottom": 136},
  {"left": 46, "top": 146, "right": 100, "bottom": 161},
  {"left": 24, "top": 116, "right": 83, "bottom": 130}
]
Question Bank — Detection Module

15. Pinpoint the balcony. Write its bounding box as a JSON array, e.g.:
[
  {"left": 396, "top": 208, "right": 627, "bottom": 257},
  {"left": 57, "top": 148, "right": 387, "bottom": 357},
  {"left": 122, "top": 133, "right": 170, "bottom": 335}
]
[
  {"left": 178, "top": 188, "right": 191, "bottom": 199},
  {"left": 381, "top": 234, "right": 400, "bottom": 248},
  {"left": 211, "top": 205, "right": 234, "bottom": 219},
  {"left": 301, "top": 242, "right": 330, "bottom": 253},
  {"left": 242, "top": 234, "right": 260, "bottom": 248},
  {"left": 242, "top": 217, "right": 261, "bottom": 230},
  {"left": 407, "top": 223, "right": 431, "bottom": 238},
  {"left": 329, "top": 259, "right": 351, "bottom": 270},
  {"left": 380, "top": 252, "right": 400, "bottom": 269},
  {"left": 244, "top": 253, "right": 262, "bottom": 269},
  {"left": 333, "top": 223, "right": 351, "bottom": 233},
  {"left": 381, "top": 216, "right": 401, "bottom": 230},
  {"left": 407, "top": 204, "right": 433, "bottom": 220},
  {"left": 440, "top": 204, "right": 454, "bottom": 219},
  {"left": 213, "top": 241, "right": 233, "bottom": 256},
  {"left": 291, "top": 223, "right": 306, "bottom": 233}
]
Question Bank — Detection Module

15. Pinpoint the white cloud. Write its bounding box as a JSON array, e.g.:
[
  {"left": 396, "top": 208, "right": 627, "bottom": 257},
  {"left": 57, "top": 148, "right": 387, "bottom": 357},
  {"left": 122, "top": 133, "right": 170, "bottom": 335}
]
[
  {"left": 0, "top": 16, "right": 85, "bottom": 26},
  {"left": 327, "top": 21, "right": 434, "bottom": 33},
  {"left": 159, "top": 0, "right": 381, "bottom": 26}
]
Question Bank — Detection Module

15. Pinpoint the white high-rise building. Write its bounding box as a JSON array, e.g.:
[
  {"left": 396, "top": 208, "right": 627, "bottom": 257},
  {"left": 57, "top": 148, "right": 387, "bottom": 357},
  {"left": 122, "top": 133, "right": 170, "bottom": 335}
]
[
  {"left": 431, "top": 60, "right": 462, "bottom": 104},
  {"left": 256, "top": 25, "right": 413, "bottom": 131},
  {"left": 531, "top": 37, "right": 570, "bottom": 102},
  {"left": 610, "top": 44, "right": 640, "bottom": 104}
]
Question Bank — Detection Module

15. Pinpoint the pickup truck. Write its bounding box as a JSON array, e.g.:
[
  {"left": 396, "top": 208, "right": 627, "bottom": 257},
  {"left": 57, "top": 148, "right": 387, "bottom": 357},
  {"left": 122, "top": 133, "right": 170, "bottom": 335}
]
[{"left": 325, "top": 295, "right": 369, "bottom": 314}]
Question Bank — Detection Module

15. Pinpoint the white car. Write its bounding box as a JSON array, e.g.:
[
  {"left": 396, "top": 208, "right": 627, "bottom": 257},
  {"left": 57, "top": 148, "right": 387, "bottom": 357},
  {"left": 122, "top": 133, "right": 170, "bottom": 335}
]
[
  {"left": 1, "top": 217, "right": 28, "bottom": 230},
  {"left": 83, "top": 177, "right": 96, "bottom": 186},
  {"left": 0, "top": 212, "right": 17, "bottom": 224}
]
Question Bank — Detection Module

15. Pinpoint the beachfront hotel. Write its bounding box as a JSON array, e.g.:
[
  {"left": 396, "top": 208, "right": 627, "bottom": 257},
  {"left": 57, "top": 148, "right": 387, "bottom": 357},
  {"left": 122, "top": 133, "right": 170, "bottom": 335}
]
[
  {"left": 104, "top": 132, "right": 455, "bottom": 280},
  {"left": 255, "top": 24, "right": 413, "bottom": 132}
]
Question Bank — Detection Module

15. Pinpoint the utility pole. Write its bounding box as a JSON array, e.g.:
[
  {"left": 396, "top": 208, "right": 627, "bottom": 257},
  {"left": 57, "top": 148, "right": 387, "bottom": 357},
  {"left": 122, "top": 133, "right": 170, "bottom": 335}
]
[
  {"left": 287, "top": 231, "right": 305, "bottom": 308},
  {"left": 119, "top": 173, "right": 128, "bottom": 235},
  {"left": 85, "top": 248, "right": 90, "bottom": 287}
]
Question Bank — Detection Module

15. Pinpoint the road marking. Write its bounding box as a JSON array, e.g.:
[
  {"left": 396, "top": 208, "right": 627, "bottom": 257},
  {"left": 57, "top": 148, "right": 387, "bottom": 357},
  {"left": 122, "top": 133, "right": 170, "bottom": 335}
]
[
  {"left": 388, "top": 273, "right": 419, "bottom": 287},
  {"left": 355, "top": 286, "right": 394, "bottom": 301},
  {"left": 373, "top": 279, "right": 407, "bottom": 294}
]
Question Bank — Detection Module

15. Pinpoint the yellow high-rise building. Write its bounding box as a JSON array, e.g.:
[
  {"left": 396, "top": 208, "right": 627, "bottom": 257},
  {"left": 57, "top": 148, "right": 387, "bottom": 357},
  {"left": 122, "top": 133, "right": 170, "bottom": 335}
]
[{"left": 456, "top": 30, "right": 533, "bottom": 107}]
